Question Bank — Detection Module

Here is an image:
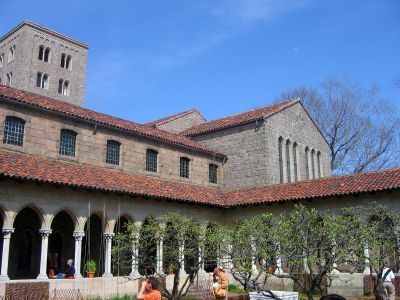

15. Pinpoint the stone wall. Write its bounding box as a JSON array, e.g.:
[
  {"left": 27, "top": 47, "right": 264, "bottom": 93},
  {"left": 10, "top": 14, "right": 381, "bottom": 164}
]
[
  {"left": 155, "top": 110, "right": 206, "bottom": 133},
  {"left": 0, "top": 102, "right": 223, "bottom": 187},
  {"left": 193, "top": 102, "right": 331, "bottom": 190}
]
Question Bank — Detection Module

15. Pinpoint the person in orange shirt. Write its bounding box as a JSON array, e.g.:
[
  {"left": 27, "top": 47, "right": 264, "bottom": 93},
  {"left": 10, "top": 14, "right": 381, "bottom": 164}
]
[
  {"left": 138, "top": 276, "right": 161, "bottom": 300},
  {"left": 212, "top": 268, "right": 228, "bottom": 300}
]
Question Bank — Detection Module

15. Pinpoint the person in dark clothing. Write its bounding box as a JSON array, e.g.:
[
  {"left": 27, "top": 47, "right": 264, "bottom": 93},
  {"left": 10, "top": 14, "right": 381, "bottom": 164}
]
[{"left": 56, "top": 259, "right": 75, "bottom": 279}]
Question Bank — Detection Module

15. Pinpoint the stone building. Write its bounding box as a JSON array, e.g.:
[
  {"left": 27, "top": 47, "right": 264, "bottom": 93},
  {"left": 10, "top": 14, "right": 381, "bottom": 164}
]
[{"left": 0, "top": 21, "right": 399, "bottom": 298}]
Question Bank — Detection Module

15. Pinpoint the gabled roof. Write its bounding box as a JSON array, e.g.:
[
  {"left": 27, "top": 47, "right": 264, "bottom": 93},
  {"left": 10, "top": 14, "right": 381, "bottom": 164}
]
[
  {"left": 0, "top": 85, "right": 224, "bottom": 158},
  {"left": 145, "top": 108, "right": 206, "bottom": 127},
  {"left": 182, "top": 99, "right": 299, "bottom": 136},
  {"left": 1, "top": 150, "right": 399, "bottom": 208}
]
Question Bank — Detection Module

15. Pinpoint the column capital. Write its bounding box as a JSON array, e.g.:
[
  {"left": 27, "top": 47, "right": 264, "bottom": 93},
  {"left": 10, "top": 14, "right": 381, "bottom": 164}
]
[
  {"left": 2, "top": 228, "right": 14, "bottom": 238},
  {"left": 104, "top": 233, "right": 115, "bottom": 240},
  {"left": 73, "top": 231, "right": 85, "bottom": 240},
  {"left": 39, "top": 229, "right": 52, "bottom": 238}
]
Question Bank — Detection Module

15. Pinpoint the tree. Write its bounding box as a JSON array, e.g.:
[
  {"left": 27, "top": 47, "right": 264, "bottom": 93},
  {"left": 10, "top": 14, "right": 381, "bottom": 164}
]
[
  {"left": 278, "top": 78, "right": 400, "bottom": 174},
  {"left": 112, "top": 213, "right": 210, "bottom": 300}
]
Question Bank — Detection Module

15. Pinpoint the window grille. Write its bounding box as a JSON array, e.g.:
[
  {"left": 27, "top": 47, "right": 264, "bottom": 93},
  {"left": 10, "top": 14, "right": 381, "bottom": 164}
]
[
  {"left": 3, "top": 116, "right": 25, "bottom": 146},
  {"left": 180, "top": 157, "right": 190, "bottom": 178},
  {"left": 209, "top": 164, "right": 218, "bottom": 184},
  {"left": 59, "top": 129, "right": 77, "bottom": 156},
  {"left": 106, "top": 140, "right": 120, "bottom": 165},
  {"left": 146, "top": 149, "right": 158, "bottom": 172}
]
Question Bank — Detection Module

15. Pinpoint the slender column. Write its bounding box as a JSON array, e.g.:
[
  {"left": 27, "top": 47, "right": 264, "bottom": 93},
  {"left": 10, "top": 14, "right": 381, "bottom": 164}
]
[
  {"left": 303, "top": 250, "right": 310, "bottom": 274},
  {"left": 275, "top": 244, "right": 283, "bottom": 275},
  {"left": 129, "top": 231, "right": 140, "bottom": 279},
  {"left": 227, "top": 243, "right": 233, "bottom": 271},
  {"left": 0, "top": 228, "right": 14, "bottom": 281},
  {"left": 198, "top": 240, "right": 206, "bottom": 274},
  {"left": 251, "top": 238, "right": 258, "bottom": 274},
  {"left": 73, "top": 231, "right": 85, "bottom": 278},
  {"left": 179, "top": 242, "right": 186, "bottom": 275},
  {"left": 363, "top": 242, "right": 371, "bottom": 275},
  {"left": 102, "top": 233, "right": 115, "bottom": 277},
  {"left": 37, "top": 229, "right": 52, "bottom": 280},
  {"left": 156, "top": 235, "right": 164, "bottom": 275}
]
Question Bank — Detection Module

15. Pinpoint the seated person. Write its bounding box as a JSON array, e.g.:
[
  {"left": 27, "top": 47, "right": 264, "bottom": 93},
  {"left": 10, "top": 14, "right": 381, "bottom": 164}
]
[{"left": 56, "top": 259, "right": 75, "bottom": 279}]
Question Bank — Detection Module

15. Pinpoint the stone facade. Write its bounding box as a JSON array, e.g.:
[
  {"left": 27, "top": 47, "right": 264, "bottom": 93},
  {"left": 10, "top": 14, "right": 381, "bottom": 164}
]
[
  {"left": 0, "top": 102, "right": 223, "bottom": 188},
  {"left": 0, "top": 21, "right": 87, "bottom": 106},
  {"left": 192, "top": 102, "right": 331, "bottom": 190}
]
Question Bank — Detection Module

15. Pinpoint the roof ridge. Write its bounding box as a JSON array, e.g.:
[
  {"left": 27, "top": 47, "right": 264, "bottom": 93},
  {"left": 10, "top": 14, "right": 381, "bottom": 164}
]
[
  {"left": 0, "top": 84, "right": 224, "bottom": 157},
  {"left": 145, "top": 108, "right": 202, "bottom": 126},
  {"left": 182, "top": 98, "right": 299, "bottom": 136}
]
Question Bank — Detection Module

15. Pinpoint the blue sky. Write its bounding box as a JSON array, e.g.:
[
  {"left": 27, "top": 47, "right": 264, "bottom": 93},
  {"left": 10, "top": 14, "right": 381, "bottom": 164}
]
[{"left": 1, "top": 0, "right": 399, "bottom": 123}]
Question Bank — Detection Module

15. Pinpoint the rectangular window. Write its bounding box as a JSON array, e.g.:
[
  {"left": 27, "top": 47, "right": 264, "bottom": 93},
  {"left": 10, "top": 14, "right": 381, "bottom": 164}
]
[
  {"left": 146, "top": 149, "right": 158, "bottom": 172},
  {"left": 180, "top": 157, "right": 190, "bottom": 178},
  {"left": 3, "top": 116, "right": 25, "bottom": 146},
  {"left": 59, "top": 129, "right": 76, "bottom": 156},
  {"left": 209, "top": 164, "right": 218, "bottom": 184},
  {"left": 106, "top": 140, "right": 120, "bottom": 165}
]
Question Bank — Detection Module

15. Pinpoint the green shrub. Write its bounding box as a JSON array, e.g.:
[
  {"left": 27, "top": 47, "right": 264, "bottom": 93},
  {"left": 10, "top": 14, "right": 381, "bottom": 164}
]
[{"left": 228, "top": 283, "right": 246, "bottom": 293}]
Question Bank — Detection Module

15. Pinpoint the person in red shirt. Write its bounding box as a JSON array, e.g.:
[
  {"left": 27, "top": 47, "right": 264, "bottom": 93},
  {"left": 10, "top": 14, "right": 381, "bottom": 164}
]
[{"left": 138, "top": 276, "right": 161, "bottom": 300}]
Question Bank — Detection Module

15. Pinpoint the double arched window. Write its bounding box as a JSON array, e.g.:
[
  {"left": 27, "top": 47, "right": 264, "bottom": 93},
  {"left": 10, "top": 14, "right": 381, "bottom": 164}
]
[
  {"left": 60, "top": 53, "right": 72, "bottom": 69},
  {"left": 58, "top": 79, "right": 70, "bottom": 96},
  {"left": 36, "top": 72, "right": 49, "bottom": 90},
  {"left": 38, "top": 45, "right": 51, "bottom": 62}
]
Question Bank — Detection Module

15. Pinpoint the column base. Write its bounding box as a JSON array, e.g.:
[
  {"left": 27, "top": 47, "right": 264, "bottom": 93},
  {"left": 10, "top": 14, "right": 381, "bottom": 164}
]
[
  {"left": 198, "top": 269, "right": 207, "bottom": 275},
  {"left": 75, "top": 273, "right": 83, "bottom": 279},
  {"left": 0, "top": 274, "right": 10, "bottom": 281},
  {"left": 102, "top": 272, "right": 113, "bottom": 278},
  {"left": 129, "top": 271, "right": 141, "bottom": 280},
  {"left": 37, "top": 274, "right": 49, "bottom": 280}
]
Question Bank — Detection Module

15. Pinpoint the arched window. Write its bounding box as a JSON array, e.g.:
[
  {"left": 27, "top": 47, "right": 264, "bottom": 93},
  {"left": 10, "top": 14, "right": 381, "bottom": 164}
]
[
  {"left": 311, "top": 149, "right": 316, "bottom": 179},
  {"left": 36, "top": 72, "right": 49, "bottom": 90},
  {"left": 317, "top": 151, "right": 322, "bottom": 178},
  {"left": 305, "top": 147, "right": 310, "bottom": 180},
  {"left": 5, "top": 72, "right": 12, "bottom": 86},
  {"left": 0, "top": 53, "right": 4, "bottom": 68},
  {"left": 209, "top": 164, "right": 218, "bottom": 184},
  {"left": 44, "top": 47, "right": 50, "bottom": 62},
  {"left": 106, "top": 140, "right": 120, "bottom": 165},
  {"left": 146, "top": 149, "right": 158, "bottom": 172},
  {"left": 293, "top": 142, "right": 298, "bottom": 182},
  {"left": 278, "top": 137, "right": 284, "bottom": 183},
  {"left": 65, "top": 55, "right": 71, "bottom": 69},
  {"left": 285, "top": 140, "right": 291, "bottom": 183},
  {"left": 60, "top": 53, "right": 66, "bottom": 68},
  {"left": 3, "top": 116, "right": 25, "bottom": 146},
  {"left": 180, "top": 157, "right": 190, "bottom": 178},
  {"left": 59, "top": 129, "right": 77, "bottom": 156},
  {"left": 58, "top": 79, "right": 70, "bottom": 96},
  {"left": 8, "top": 45, "right": 15, "bottom": 62},
  {"left": 38, "top": 46, "right": 44, "bottom": 60}
]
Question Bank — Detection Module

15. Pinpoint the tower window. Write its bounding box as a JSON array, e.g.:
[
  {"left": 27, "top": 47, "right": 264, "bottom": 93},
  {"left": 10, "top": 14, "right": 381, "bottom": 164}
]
[
  {"left": 36, "top": 72, "right": 49, "bottom": 90},
  {"left": 8, "top": 45, "right": 15, "bottom": 62},
  {"left": 180, "top": 157, "right": 190, "bottom": 178},
  {"left": 3, "top": 116, "right": 25, "bottom": 146},
  {"left": 61, "top": 53, "right": 72, "bottom": 69},
  {"left": 58, "top": 79, "right": 70, "bottom": 96},
  {"left": 106, "top": 140, "right": 120, "bottom": 165},
  {"left": 5, "top": 72, "right": 12, "bottom": 86},
  {"left": 146, "top": 149, "right": 158, "bottom": 172},
  {"left": 38, "top": 46, "right": 51, "bottom": 62},
  {"left": 209, "top": 164, "right": 218, "bottom": 184},
  {"left": 59, "top": 129, "right": 77, "bottom": 157}
]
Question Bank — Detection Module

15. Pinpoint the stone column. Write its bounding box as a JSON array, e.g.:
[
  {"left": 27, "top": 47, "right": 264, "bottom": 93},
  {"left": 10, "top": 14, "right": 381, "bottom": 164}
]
[
  {"left": 363, "top": 242, "right": 371, "bottom": 275},
  {"left": 103, "top": 233, "right": 115, "bottom": 277},
  {"left": 0, "top": 228, "right": 14, "bottom": 280},
  {"left": 179, "top": 242, "right": 186, "bottom": 275},
  {"left": 129, "top": 231, "right": 140, "bottom": 279},
  {"left": 275, "top": 244, "right": 283, "bottom": 275},
  {"left": 156, "top": 235, "right": 164, "bottom": 275},
  {"left": 37, "top": 229, "right": 52, "bottom": 280},
  {"left": 73, "top": 231, "right": 85, "bottom": 278},
  {"left": 198, "top": 240, "right": 206, "bottom": 274}
]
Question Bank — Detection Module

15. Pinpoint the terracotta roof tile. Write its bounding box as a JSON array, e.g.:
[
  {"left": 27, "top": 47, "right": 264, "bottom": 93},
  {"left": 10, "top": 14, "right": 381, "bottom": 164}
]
[
  {"left": 145, "top": 108, "right": 204, "bottom": 127},
  {"left": 0, "top": 150, "right": 399, "bottom": 207},
  {"left": 0, "top": 85, "right": 224, "bottom": 157},
  {"left": 182, "top": 99, "right": 299, "bottom": 136}
]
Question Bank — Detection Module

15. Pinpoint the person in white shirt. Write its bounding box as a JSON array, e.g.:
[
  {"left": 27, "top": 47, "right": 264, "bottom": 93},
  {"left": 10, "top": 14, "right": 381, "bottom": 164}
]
[{"left": 382, "top": 267, "right": 396, "bottom": 300}]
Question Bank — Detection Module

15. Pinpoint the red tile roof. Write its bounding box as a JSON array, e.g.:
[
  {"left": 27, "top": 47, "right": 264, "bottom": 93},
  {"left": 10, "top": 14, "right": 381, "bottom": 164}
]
[
  {"left": 0, "top": 150, "right": 399, "bottom": 207},
  {"left": 145, "top": 108, "right": 205, "bottom": 127},
  {"left": 0, "top": 85, "right": 224, "bottom": 157},
  {"left": 182, "top": 99, "right": 299, "bottom": 136},
  {"left": 0, "top": 150, "right": 224, "bottom": 206}
]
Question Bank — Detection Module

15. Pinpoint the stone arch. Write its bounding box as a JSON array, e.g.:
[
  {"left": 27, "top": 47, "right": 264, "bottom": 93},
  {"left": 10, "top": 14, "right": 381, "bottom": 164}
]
[
  {"left": 9, "top": 207, "right": 42, "bottom": 279},
  {"left": 49, "top": 210, "right": 75, "bottom": 276},
  {"left": 82, "top": 213, "right": 105, "bottom": 277},
  {"left": 50, "top": 207, "right": 78, "bottom": 230},
  {"left": 12, "top": 204, "right": 44, "bottom": 228}
]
